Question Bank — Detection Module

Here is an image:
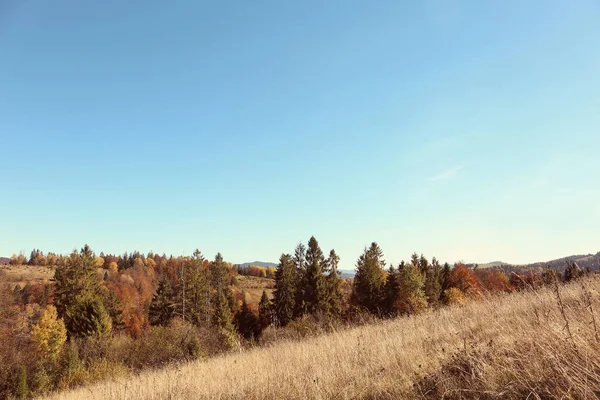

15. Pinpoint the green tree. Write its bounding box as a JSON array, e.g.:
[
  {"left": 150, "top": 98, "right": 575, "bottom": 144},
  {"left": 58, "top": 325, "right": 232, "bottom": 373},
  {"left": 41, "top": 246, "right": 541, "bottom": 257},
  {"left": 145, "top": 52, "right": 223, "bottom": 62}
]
[
  {"left": 384, "top": 265, "right": 401, "bottom": 316},
  {"left": 352, "top": 242, "right": 386, "bottom": 314},
  {"left": 440, "top": 262, "right": 451, "bottom": 291},
  {"left": 273, "top": 254, "right": 296, "bottom": 326},
  {"left": 395, "top": 262, "right": 427, "bottom": 315},
  {"left": 258, "top": 290, "right": 272, "bottom": 328},
  {"left": 210, "top": 253, "right": 233, "bottom": 331},
  {"left": 149, "top": 276, "right": 176, "bottom": 326},
  {"left": 325, "top": 249, "right": 343, "bottom": 318},
  {"left": 303, "top": 236, "right": 327, "bottom": 315},
  {"left": 185, "top": 249, "right": 209, "bottom": 326},
  {"left": 292, "top": 243, "right": 307, "bottom": 318},
  {"left": 54, "top": 245, "right": 112, "bottom": 337},
  {"left": 424, "top": 257, "right": 442, "bottom": 306},
  {"left": 235, "top": 297, "right": 261, "bottom": 340}
]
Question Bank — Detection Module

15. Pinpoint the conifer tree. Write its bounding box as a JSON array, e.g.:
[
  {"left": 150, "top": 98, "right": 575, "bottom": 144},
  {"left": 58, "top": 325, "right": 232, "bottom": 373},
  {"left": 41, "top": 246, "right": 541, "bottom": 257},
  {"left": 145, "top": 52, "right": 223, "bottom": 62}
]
[
  {"left": 325, "top": 249, "right": 343, "bottom": 318},
  {"left": 425, "top": 257, "right": 442, "bottom": 306},
  {"left": 383, "top": 265, "right": 401, "bottom": 316},
  {"left": 304, "top": 236, "right": 327, "bottom": 315},
  {"left": 212, "top": 290, "right": 234, "bottom": 331},
  {"left": 352, "top": 242, "right": 386, "bottom": 314},
  {"left": 235, "top": 297, "right": 261, "bottom": 340},
  {"left": 273, "top": 254, "right": 296, "bottom": 326},
  {"left": 440, "top": 262, "right": 451, "bottom": 291},
  {"left": 54, "top": 245, "right": 112, "bottom": 337},
  {"left": 396, "top": 262, "right": 427, "bottom": 315},
  {"left": 258, "top": 290, "right": 272, "bottom": 328},
  {"left": 210, "top": 253, "right": 233, "bottom": 331},
  {"left": 292, "top": 243, "right": 307, "bottom": 318},
  {"left": 149, "top": 276, "right": 176, "bottom": 326},
  {"left": 418, "top": 254, "right": 429, "bottom": 276},
  {"left": 185, "top": 249, "right": 209, "bottom": 326}
]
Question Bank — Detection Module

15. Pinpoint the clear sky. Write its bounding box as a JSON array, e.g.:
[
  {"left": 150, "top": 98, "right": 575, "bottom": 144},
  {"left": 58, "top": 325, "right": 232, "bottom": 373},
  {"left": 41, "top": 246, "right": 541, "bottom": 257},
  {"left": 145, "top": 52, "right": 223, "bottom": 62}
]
[{"left": 1, "top": 1, "right": 599, "bottom": 267}]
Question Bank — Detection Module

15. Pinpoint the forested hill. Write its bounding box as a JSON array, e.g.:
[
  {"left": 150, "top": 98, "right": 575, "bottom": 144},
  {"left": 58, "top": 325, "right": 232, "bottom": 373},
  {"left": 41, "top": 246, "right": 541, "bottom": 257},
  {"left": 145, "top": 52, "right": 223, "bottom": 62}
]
[
  {"left": 470, "top": 251, "right": 600, "bottom": 273},
  {"left": 237, "top": 261, "right": 278, "bottom": 268}
]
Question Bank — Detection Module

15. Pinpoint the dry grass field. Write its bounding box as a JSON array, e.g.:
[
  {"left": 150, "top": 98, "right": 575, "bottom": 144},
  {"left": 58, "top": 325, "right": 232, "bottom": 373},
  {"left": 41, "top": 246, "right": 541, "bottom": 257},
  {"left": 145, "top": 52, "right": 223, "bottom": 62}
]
[
  {"left": 0, "top": 264, "right": 54, "bottom": 288},
  {"left": 233, "top": 275, "right": 274, "bottom": 305},
  {"left": 47, "top": 276, "right": 600, "bottom": 400}
]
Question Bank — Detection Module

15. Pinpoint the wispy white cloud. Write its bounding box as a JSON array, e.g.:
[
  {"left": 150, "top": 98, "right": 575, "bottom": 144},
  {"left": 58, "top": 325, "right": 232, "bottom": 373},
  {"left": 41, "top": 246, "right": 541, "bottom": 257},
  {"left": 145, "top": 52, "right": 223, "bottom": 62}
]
[{"left": 427, "top": 165, "right": 464, "bottom": 182}]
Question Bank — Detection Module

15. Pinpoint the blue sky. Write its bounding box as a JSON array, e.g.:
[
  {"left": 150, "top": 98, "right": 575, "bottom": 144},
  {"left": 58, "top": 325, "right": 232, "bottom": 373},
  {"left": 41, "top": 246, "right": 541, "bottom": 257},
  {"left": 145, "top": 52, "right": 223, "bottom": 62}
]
[{"left": 1, "top": 1, "right": 599, "bottom": 267}]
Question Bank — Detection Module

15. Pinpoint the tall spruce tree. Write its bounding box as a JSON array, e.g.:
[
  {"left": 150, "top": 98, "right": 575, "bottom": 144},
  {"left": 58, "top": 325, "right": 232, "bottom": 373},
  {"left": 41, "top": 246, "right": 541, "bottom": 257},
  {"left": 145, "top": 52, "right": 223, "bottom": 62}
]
[
  {"left": 210, "top": 253, "right": 233, "bottom": 330},
  {"left": 384, "top": 265, "right": 401, "bottom": 316},
  {"left": 292, "top": 243, "right": 307, "bottom": 318},
  {"left": 54, "top": 245, "right": 111, "bottom": 337},
  {"left": 352, "top": 242, "right": 386, "bottom": 314},
  {"left": 325, "top": 249, "right": 343, "bottom": 318},
  {"left": 234, "top": 297, "right": 261, "bottom": 340},
  {"left": 258, "top": 290, "right": 272, "bottom": 328},
  {"left": 185, "top": 249, "right": 209, "bottom": 326},
  {"left": 303, "top": 236, "right": 327, "bottom": 315},
  {"left": 149, "top": 276, "right": 176, "bottom": 326},
  {"left": 425, "top": 257, "right": 442, "bottom": 307},
  {"left": 440, "top": 262, "right": 452, "bottom": 292},
  {"left": 273, "top": 254, "right": 296, "bottom": 326}
]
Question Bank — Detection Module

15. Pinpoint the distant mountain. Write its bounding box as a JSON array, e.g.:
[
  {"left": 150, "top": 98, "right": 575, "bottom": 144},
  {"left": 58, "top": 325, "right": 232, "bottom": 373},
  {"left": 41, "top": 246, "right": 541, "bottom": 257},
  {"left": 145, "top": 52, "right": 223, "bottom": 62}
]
[
  {"left": 468, "top": 261, "right": 508, "bottom": 268},
  {"left": 339, "top": 270, "right": 355, "bottom": 279},
  {"left": 237, "top": 261, "right": 278, "bottom": 268},
  {"left": 470, "top": 251, "right": 600, "bottom": 273},
  {"left": 0, "top": 257, "right": 9, "bottom": 265}
]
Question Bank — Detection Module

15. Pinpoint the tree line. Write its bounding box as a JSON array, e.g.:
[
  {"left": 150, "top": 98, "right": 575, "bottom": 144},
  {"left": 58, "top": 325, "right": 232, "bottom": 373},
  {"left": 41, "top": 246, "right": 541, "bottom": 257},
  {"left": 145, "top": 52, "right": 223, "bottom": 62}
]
[{"left": 2, "top": 239, "right": 591, "bottom": 398}]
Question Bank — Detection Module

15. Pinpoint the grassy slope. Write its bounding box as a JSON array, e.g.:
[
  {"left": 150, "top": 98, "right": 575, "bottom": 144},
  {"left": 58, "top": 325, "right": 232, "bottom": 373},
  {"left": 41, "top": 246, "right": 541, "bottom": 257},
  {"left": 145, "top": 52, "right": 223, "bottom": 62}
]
[
  {"left": 48, "top": 277, "right": 600, "bottom": 400},
  {"left": 0, "top": 264, "right": 54, "bottom": 289}
]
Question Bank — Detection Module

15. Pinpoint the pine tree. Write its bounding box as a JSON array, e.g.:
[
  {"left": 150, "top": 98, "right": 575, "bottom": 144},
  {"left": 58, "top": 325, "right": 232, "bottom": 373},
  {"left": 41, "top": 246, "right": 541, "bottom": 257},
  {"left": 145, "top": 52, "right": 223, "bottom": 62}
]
[
  {"left": 418, "top": 254, "right": 429, "bottom": 276},
  {"left": 383, "top": 265, "right": 400, "bottom": 316},
  {"left": 292, "top": 243, "right": 307, "bottom": 318},
  {"left": 304, "top": 236, "right": 327, "bottom": 315},
  {"left": 273, "top": 254, "right": 296, "bottom": 326},
  {"left": 149, "top": 276, "right": 176, "bottom": 326},
  {"left": 185, "top": 249, "right": 209, "bottom": 326},
  {"left": 424, "top": 257, "right": 442, "bottom": 306},
  {"left": 440, "top": 262, "right": 451, "bottom": 291},
  {"left": 396, "top": 262, "right": 427, "bottom": 315},
  {"left": 212, "top": 290, "right": 233, "bottom": 331},
  {"left": 352, "top": 242, "right": 386, "bottom": 314},
  {"left": 210, "top": 253, "right": 233, "bottom": 331},
  {"left": 235, "top": 297, "right": 261, "bottom": 340},
  {"left": 258, "top": 290, "right": 272, "bottom": 328},
  {"left": 325, "top": 249, "right": 343, "bottom": 318},
  {"left": 54, "top": 245, "right": 112, "bottom": 337}
]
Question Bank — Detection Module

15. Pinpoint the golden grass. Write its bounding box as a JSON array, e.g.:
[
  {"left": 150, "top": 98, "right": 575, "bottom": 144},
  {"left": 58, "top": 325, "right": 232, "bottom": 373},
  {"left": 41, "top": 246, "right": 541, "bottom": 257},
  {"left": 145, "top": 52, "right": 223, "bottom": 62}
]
[
  {"left": 233, "top": 275, "right": 274, "bottom": 306},
  {"left": 0, "top": 264, "right": 54, "bottom": 288},
  {"left": 48, "top": 277, "right": 600, "bottom": 400}
]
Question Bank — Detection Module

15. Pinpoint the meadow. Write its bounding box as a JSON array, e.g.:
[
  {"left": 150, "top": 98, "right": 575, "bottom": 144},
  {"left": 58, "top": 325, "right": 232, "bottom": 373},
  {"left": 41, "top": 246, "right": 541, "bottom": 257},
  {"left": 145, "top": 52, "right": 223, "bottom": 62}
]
[{"left": 47, "top": 276, "right": 600, "bottom": 400}]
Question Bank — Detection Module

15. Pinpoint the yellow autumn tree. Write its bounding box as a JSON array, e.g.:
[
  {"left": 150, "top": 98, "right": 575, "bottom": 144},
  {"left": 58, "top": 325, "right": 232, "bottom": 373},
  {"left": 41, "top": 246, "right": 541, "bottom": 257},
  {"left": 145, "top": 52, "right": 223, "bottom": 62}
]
[
  {"left": 31, "top": 305, "right": 67, "bottom": 361},
  {"left": 443, "top": 287, "right": 466, "bottom": 306}
]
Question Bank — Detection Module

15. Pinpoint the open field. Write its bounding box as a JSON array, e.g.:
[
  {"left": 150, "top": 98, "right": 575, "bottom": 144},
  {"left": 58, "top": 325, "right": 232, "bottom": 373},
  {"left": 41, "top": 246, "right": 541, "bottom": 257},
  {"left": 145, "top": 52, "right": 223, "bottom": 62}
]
[
  {"left": 48, "top": 277, "right": 600, "bottom": 399},
  {"left": 233, "top": 275, "right": 274, "bottom": 305},
  {"left": 0, "top": 264, "right": 54, "bottom": 288}
]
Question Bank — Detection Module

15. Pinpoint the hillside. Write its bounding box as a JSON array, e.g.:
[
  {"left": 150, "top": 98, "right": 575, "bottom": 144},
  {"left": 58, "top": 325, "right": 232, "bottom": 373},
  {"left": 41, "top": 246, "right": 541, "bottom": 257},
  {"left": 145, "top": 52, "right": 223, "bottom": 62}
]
[
  {"left": 48, "top": 277, "right": 600, "bottom": 400},
  {"left": 0, "top": 257, "right": 9, "bottom": 265},
  {"left": 237, "top": 261, "right": 278, "bottom": 268}
]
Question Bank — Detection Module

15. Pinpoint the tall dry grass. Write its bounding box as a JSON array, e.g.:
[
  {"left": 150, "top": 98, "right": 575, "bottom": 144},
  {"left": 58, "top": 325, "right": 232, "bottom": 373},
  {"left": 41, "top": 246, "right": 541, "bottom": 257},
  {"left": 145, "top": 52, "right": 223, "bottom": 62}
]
[{"left": 47, "top": 277, "right": 600, "bottom": 399}]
